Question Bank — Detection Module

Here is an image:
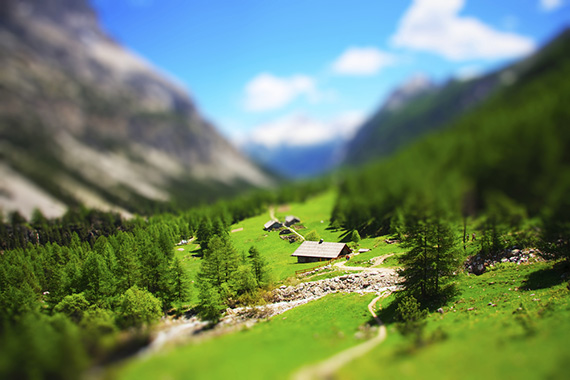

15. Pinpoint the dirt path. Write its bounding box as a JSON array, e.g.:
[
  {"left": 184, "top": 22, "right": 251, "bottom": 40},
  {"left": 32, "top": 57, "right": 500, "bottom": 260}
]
[
  {"left": 292, "top": 290, "right": 391, "bottom": 380},
  {"left": 269, "top": 206, "right": 305, "bottom": 241},
  {"left": 333, "top": 253, "right": 396, "bottom": 274}
]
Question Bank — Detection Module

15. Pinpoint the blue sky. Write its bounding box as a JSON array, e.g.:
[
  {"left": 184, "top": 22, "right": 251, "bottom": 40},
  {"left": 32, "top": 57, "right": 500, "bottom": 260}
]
[{"left": 90, "top": 0, "right": 569, "bottom": 148}]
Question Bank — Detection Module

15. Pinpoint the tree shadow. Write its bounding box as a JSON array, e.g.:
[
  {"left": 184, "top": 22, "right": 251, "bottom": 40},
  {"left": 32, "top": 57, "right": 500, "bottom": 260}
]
[
  {"left": 422, "top": 284, "right": 461, "bottom": 312},
  {"left": 375, "top": 296, "right": 399, "bottom": 325},
  {"left": 338, "top": 230, "right": 353, "bottom": 243},
  {"left": 520, "top": 260, "right": 570, "bottom": 290}
]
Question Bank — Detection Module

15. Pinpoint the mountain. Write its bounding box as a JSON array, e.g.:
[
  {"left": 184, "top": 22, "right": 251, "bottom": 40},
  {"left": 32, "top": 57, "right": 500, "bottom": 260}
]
[
  {"left": 343, "top": 53, "right": 529, "bottom": 165},
  {"left": 0, "top": 0, "right": 273, "bottom": 218},
  {"left": 333, "top": 27, "right": 570, "bottom": 234},
  {"left": 242, "top": 140, "right": 344, "bottom": 179}
]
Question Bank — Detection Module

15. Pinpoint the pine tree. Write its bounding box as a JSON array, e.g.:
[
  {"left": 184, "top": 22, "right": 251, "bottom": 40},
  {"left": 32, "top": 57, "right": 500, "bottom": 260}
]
[
  {"left": 248, "top": 246, "right": 268, "bottom": 286},
  {"left": 197, "top": 282, "right": 225, "bottom": 323},
  {"left": 80, "top": 251, "right": 114, "bottom": 304},
  {"left": 196, "top": 217, "right": 213, "bottom": 251},
  {"left": 398, "top": 208, "right": 459, "bottom": 300},
  {"left": 115, "top": 232, "right": 140, "bottom": 292},
  {"left": 169, "top": 257, "right": 190, "bottom": 305}
]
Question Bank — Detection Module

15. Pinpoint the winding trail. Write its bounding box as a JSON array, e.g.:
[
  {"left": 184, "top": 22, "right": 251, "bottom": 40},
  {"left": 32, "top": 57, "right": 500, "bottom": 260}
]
[
  {"left": 333, "top": 253, "right": 396, "bottom": 273},
  {"left": 292, "top": 290, "right": 391, "bottom": 380},
  {"left": 269, "top": 206, "right": 305, "bottom": 241}
]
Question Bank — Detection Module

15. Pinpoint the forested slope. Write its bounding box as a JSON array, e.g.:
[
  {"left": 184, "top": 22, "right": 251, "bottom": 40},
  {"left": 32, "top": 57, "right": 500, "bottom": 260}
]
[
  {"left": 343, "top": 28, "right": 569, "bottom": 167},
  {"left": 333, "top": 28, "right": 570, "bottom": 243}
]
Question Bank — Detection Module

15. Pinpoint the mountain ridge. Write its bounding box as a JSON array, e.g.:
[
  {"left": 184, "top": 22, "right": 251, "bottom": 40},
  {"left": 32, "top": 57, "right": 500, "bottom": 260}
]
[
  {"left": 0, "top": 0, "right": 273, "bottom": 218},
  {"left": 343, "top": 27, "right": 570, "bottom": 166}
]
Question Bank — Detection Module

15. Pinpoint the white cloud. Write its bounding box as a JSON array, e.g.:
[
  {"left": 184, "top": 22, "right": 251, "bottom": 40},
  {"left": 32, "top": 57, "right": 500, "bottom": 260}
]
[
  {"left": 392, "top": 0, "right": 536, "bottom": 61},
  {"left": 332, "top": 47, "right": 396, "bottom": 75},
  {"left": 245, "top": 111, "right": 366, "bottom": 148},
  {"left": 540, "top": 0, "right": 564, "bottom": 11},
  {"left": 243, "top": 73, "right": 317, "bottom": 112}
]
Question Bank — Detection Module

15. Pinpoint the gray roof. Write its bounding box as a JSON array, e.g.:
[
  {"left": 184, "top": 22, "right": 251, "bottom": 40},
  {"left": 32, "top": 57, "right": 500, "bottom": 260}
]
[
  {"left": 264, "top": 220, "right": 281, "bottom": 229},
  {"left": 291, "top": 241, "right": 350, "bottom": 259},
  {"left": 285, "top": 215, "right": 300, "bottom": 223}
]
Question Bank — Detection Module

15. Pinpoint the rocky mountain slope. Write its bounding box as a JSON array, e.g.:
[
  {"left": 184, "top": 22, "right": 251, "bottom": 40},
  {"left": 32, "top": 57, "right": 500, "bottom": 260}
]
[{"left": 0, "top": 0, "right": 273, "bottom": 218}]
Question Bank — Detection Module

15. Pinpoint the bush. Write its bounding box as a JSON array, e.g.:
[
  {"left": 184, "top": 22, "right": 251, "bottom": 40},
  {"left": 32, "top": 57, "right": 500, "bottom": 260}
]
[
  {"left": 395, "top": 294, "right": 427, "bottom": 343},
  {"left": 117, "top": 286, "right": 162, "bottom": 329},
  {"left": 305, "top": 230, "right": 321, "bottom": 241},
  {"left": 54, "top": 293, "right": 90, "bottom": 323},
  {"left": 350, "top": 229, "right": 361, "bottom": 243}
]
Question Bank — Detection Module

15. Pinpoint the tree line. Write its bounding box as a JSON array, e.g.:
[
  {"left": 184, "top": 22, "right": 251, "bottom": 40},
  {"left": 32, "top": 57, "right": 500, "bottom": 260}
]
[{"left": 0, "top": 179, "right": 328, "bottom": 379}]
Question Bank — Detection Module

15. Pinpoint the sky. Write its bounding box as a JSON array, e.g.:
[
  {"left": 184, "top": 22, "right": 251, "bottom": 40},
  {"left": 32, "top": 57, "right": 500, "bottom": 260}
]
[{"left": 90, "top": 0, "right": 569, "bottom": 149}]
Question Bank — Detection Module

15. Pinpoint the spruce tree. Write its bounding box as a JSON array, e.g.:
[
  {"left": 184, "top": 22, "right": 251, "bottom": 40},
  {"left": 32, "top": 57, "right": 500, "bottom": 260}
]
[
  {"left": 169, "top": 257, "right": 191, "bottom": 305},
  {"left": 248, "top": 246, "right": 268, "bottom": 286},
  {"left": 196, "top": 217, "right": 213, "bottom": 251}
]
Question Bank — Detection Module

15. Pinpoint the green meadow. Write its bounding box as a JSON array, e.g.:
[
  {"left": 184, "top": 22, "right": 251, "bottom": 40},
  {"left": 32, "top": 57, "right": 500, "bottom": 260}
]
[
  {"left": 114, "top": 293, "right": 377, "bottom": 380},
  {"left": 132, "top": 192, "right": 570, "bottom": 380},
  {"left": 337, "top": 260, "right": 570, "bottom": 379}
]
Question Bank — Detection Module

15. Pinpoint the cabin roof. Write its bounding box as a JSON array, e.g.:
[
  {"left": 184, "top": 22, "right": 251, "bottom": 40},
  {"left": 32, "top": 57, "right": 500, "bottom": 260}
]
[
  {"left": 285, "top": 215, "right": 300, "bottom": 222},
  {"left": 264, "top": 220, "right": 281, "bottom": 229},
  {"left": 291, "top": 241, "right": 350, "bottom": 259}
]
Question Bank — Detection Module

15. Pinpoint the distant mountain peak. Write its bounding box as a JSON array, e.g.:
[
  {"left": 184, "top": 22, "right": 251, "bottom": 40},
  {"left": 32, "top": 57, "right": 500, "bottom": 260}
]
[{"left": 384, "top": 74, "right": 436, "bottom": 111}]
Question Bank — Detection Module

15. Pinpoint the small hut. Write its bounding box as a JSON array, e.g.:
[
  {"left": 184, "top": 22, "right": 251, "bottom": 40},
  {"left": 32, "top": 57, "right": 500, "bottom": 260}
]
[
  {"left": 263, "top": 220, "right": 282, "bottom": 231},
  {"left": 284, "top": 215, "right": 300, "bottom": 227},
  {"left": 291, "top": 240, "right": 351, "bottom": 263}
]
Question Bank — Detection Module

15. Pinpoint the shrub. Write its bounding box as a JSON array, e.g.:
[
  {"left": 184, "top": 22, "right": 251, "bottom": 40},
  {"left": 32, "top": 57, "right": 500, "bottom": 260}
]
[
  {"left": 305, "top": 230, "right": 320, "bottom": 241},
  {"left": 117, "top": 286, "right": 162, "bottom": 329}
]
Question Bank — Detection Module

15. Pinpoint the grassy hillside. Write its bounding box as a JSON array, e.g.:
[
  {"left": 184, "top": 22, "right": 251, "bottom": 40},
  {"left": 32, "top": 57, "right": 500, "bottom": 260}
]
[
  {"left": 115, "top": 251, "right": 569, "bottom": 379},
  {"left": 337, "top": 260, "right": 570, "bottom": 379},
  {"left": 113, "top": 293, "right": 377, "bottom": 380},
  {"left": 173, "top": 190, "right": 356, "bottom": 304}
]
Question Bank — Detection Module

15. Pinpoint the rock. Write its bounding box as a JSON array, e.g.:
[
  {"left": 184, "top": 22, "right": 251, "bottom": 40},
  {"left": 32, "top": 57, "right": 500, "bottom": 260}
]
[{"left": 472, "top": 263, "right": 486, "bottom": 275}]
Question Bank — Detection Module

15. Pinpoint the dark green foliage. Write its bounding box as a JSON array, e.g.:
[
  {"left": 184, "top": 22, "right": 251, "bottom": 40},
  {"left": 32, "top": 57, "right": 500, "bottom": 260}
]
[
  {"left": 81, "top": 251, "right": 114, "bottom": 304},
  {"left": 305, "top": 229, "right": 321, "bottom": 241},
  {"left": 54, "top": 293, "right": 90, "bottom": 323},
  {"left": 248, "top": 246, "right": 269, "bottom": 286},
  {"left": 117, "top": 286, "right": 163, "bottom": 329},
  {"left": 169, "top": 257, "right": 191, "bottom": 306},
  {"left": 0, "top": 313, "right": 87, "bottom": 380},
  {"left": 350, "top": 229, "right": 361, "bottom": 243},
  {"left": 196, "top": 237, "right": 270, "bottom": 321},
  {"left": 197, "top": 283, "right": 225, "bottom": 324},
  {"left": 398, "top": 207, "right": 461, "bottom": 300},
  {"left": 231, "top": 265, "right": 258, "bottom": 296},
  {"left": 197, "top": 217, "right": 214, "bottom": 251},
  {"left": 395, "top": 295, "right": 427, "bottom": 342}
]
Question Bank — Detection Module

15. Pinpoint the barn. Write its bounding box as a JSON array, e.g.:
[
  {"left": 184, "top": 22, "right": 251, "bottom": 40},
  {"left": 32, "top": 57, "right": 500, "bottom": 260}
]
[
  {"left": 264, "top": 220, "right": 282, "bottom": 231},
  {"left": 284, "top": 215, "right": 300, "bottom": 227},
  {"left": 291, "top": 240, "right": 351, "bottom": 263}
]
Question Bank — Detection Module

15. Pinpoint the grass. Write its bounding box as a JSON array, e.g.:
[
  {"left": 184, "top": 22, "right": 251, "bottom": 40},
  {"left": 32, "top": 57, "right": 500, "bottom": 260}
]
[
  {"left": 113, "top": 292, "right": 377, "bottom": 380},
  {"left": 336, "top": 260, "right": 570, "bottom": 379},
  {"left": 345, "top": 237, "right": 406, "bottom": 268},
  {"left": 171, "top": 190, "right": 352, "bottom": 306},
  {"left": 172, "top": 243, "right": 202, "bottom": 305},
  {"left": 227, "top": 190, "right": 348, "bottom": 283}
]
